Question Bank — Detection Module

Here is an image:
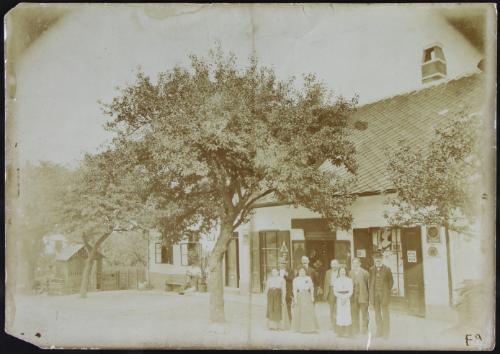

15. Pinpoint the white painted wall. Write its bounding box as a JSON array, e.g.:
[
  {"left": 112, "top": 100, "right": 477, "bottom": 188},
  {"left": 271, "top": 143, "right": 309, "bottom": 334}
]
[
  {"left": 421, "top": 225, "right": 450, "bottom": 307},
  {"left": 248, "top": 205, "right": 322, "bottom": 230},
  {"left": 235, "top": 226, "right": 250, "bottom": 293},
  {"left": 351, "top": 194, "right": 393, "bottom": 228},
  {"left": 449, "top": 224, "right": 483, "bottom": 297},
  {"left": 245, "top": 195, "right": 398, "bottom": 230},
  {"left": 148, "top": 238, "right": 186, "bottom": 275}
]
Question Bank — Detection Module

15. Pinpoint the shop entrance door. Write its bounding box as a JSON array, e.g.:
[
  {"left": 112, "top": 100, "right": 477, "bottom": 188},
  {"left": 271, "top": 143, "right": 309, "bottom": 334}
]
[
  {"left": 304, "top": 239, "right": 334, "bottom": 291},
  {"left": 401, "top": 227, "right": 426, "bottom": 317},
  {"left": 353, "top": 228, "right": 374, "bottom": 271}
]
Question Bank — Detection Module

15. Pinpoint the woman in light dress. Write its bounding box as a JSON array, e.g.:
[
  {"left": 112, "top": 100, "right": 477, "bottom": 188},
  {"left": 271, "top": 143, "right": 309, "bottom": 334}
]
[
  {"left": 334, "top": 266, "right": 353, "bottom": 337},
  {"left": 291, "top": 266, "right": 319, "bottom": 333},
  {"left": 265, "top": 268, "right": 290, "bottom": 330}
]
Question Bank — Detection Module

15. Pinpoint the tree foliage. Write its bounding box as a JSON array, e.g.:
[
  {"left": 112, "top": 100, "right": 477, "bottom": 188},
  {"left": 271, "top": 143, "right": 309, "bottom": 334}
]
[
  {"left": 58, "top": 149, "right": 156, "bottom": 296},
  {"left": 102, "top": 48, "right": 358, "bottom": 244},
  {"left": 101, "top": 230, "right": 148, "bottom": 267},
  {"left": 385, "top": 109, "right": 482, "bottom": 232},
  {"left": 101, "top": 47, "right": 358, "bottom": 321},
  {"left": 18, "top": 162, "right": 73, "bottom": 236},
  {"left": 14, "top": 162, "right": 73, "bottom": 290},
  {"left": 60, "top": 152, "right": 138, "bottom": 239}
]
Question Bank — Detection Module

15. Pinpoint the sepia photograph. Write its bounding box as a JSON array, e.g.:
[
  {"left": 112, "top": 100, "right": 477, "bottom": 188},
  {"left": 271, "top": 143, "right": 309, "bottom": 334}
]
[{"left": 4, "top": 3, "right": 496, "bottom": 350}]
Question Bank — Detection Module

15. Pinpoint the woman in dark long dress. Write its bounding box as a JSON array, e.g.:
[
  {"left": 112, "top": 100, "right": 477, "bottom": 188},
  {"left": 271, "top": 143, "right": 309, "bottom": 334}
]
[
  {"left": 265, "top": 268, "right": 290, "bottom": 330},
  {"left": 291, "top": 266, "right": 319, "bottom": 333}
]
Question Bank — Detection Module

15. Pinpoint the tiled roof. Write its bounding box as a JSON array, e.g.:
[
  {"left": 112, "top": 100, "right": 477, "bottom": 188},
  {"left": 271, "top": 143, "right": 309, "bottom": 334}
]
[
  {"left": 56, "top": 244, "right": 85, "bottom": 261},
  {"left": 325, "top": 72, "right": 487, "bottom": 194},
  {"left": 254, "top": 72, "right": 486, "bottom": 206},
  {"left": 56, "top": 243, "right": 104, "bottom": 261}
]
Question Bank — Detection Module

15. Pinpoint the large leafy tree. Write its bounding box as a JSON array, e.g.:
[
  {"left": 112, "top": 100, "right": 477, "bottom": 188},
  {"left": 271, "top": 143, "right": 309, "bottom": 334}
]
[
  {"left": 385, "top": 109, "right": 482, "bottom": 232},
  {"left": 11, "top": 162, "right": 73, "bottom": 293},
  {"left": 101, "top": 230, "right": 148, "bottom": 267},
  {"left": 385, "top": 109, "right": 483, "bottom": 305},
  {"left": 59, "top": 149, "right": 154, "bottom": 297},
  {"left": 102, "top": 48, "right": 358, "bottom": 323}
]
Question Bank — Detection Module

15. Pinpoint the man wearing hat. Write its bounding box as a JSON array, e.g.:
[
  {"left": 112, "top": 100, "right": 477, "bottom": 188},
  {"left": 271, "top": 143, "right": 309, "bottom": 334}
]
[{"left": 368, "top": 252, "right": 393, "bottom": 338}]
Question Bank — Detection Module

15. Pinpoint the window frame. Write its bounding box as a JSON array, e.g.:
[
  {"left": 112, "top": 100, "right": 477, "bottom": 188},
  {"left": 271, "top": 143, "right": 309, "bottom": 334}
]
[
  {"left": 371, "top": 227, "right": 405, "bottom": 297},
  {"left": 155, "top": 242, "right": 173, "bottom": 264}
]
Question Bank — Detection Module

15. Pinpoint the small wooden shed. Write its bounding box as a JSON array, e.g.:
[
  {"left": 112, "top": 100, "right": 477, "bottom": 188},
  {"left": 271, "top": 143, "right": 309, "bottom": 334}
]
[{"left": 53, "top": 244, "right": 104, "bottom": 294}]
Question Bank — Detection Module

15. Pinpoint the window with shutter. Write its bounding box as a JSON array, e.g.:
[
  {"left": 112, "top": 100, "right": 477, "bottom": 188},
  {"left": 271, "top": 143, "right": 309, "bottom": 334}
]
[
  {"left": 180, "top": 242, "right": 200, "bottom": 266},
  {"left": 155, "top": 243, "right": 162, "bottom": 263},
  {"left": 155, "top": 243, "right": 173, "bottom": 264}
]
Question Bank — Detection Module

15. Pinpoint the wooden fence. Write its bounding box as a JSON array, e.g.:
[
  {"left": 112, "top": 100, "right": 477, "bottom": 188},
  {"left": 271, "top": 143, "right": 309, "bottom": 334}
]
[{"left": 100, "top": 266, "right": 147, "bottom": 291}]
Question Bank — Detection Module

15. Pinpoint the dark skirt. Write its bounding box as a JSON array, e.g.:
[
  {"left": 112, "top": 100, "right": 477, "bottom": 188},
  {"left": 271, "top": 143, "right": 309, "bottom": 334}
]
[{"left": 267, "top": 288, "right": 283, "bottom": 322}]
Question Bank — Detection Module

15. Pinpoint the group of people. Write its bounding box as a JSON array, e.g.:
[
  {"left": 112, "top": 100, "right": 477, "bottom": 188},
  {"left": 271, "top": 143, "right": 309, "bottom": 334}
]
[{"left": 265, "top": 253, "right": 393, "bottom": 339}]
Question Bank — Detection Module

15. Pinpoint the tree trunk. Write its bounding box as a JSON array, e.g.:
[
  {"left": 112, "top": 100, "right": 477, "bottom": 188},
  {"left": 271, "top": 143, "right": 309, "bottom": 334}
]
[
  {"left": 79, "top": 232, "right": 110, "bottom": 298},
  {"left": 79, "top": 249, "right": 96, "bottom": 298},
  {"left": 208, "top": 255, "right": 225, "bottom": 323},
  {"left": 207, "top": 220, "right": 234, "bottom": 324}
]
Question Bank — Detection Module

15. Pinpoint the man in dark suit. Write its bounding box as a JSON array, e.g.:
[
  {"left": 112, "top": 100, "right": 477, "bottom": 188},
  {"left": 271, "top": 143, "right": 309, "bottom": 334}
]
[
  {"left": 349, "top": 257, "right": 370, "bottom": 335},
  {"left": 323, "top": 259, "right": 340, "bottom": 332},
  {"left": 369, "top": 253, "right": 394, "bottom": 338}
]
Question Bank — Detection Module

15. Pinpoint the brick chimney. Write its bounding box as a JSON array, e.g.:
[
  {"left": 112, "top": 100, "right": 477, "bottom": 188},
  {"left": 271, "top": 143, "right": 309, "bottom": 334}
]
[{"left": 421, "top": 43, "right": 447, "bottom": 84}]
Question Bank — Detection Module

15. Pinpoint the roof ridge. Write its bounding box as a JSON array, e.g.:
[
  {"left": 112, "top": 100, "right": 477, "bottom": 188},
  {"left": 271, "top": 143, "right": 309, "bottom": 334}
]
[{"left": 356, "top": 70, "right": 482, "bottom": 109}]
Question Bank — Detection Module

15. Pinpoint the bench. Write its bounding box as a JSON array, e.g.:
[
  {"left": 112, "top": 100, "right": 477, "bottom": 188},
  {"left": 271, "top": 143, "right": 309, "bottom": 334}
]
[{"left": 164, "top": 274, "right": 187, "bottom": 292}]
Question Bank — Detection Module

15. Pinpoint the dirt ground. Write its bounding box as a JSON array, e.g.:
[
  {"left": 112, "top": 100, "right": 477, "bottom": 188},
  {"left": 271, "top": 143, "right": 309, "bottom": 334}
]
[{"left": 5, "top": 289, "right": 484, "bottom": 350}]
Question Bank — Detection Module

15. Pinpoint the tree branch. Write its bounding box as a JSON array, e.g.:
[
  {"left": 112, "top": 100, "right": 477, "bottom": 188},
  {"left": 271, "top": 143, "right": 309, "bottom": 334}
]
[
  {"left": 244, "top": 188, "right": 275, "bottom": 210},
  {"left": 232, "top": 188, "right": 275, "bottom": 230}
]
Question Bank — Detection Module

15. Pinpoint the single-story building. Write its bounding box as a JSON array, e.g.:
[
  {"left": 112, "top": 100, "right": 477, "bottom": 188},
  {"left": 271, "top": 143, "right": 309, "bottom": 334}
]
[
  {"left": 53, "top": 243, "right": 104, "bottom": 294},
  {"left": 230, "top": 54, "right": 487, "bottom": 320},
  {"left": 147, "top": 44, "right": 488, "bottom": 321},
  {"left": 147, "top": 230, "right": 206, "bottom": 289}
]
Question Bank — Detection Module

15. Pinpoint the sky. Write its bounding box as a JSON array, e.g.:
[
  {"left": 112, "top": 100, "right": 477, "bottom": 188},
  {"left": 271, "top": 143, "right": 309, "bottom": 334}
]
[{"left": 9, "top": 3, "right": 483, "bottom": 166}]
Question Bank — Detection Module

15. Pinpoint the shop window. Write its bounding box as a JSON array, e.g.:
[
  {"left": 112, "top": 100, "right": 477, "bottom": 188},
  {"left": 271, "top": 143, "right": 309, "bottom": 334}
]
[
  {"left": 259, "top": 231, "right": 291, "bottom": 289},
  {"left": 372, "top": 228, "right": 405, "bottom": 297},
  {"left": 155, "top": 243, "right": 173, "bottom": 264},
  {"left": 180, "top": 242, "right": 201, "bottom": 266}
]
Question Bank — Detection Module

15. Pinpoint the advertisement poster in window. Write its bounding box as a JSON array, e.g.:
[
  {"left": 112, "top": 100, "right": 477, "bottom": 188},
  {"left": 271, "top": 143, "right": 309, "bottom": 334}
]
[{"left": 407, "top": 250, "right": 417, "bottom": 263}]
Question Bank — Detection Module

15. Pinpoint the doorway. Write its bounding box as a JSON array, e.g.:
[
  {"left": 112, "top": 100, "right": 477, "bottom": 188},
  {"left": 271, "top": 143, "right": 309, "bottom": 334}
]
[
  {"left": 401, "top": 227, "right": 426, "bottom": 317},
  {"left": 353, "top": 227, "right": 425, "bottom": 316},
  {"left": 353, "top": 228, "right": 373, "bottom": 271}
]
